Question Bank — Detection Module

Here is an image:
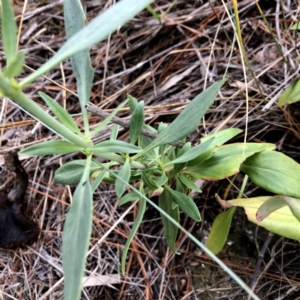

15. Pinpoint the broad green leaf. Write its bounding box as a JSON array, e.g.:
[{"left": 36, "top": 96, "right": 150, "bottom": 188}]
[
  {"left": 3, "top": 51, "right": 26, "bottom": 78},
  {"left": 89, "top": 140, "right": 141, "bottom": 154},
  {"left": 54, "top": 160, "right": 100, "bottom": 185},
  {"left": 201, "top": 128, "right": 243, "bottom": 146},
  {"left": 121, "top": 196, "right": 146, "bottom": 274},
  {"left": 110, "top": 124, "right": 119, "bottom": 140},
  {"left": 119, "top": 191, "right": 140, "bottom": 206},
  {"left": 20, "top": 0, "right": 154, "bottom": 87},
  {"left": 89, "top": 100, "right": 128, "bottom": 137},
  {"left": 179, "top": 173, "right": 202, "bottom": 193},
  {"left": 206, "top": 207, "right": 236, "bottom": 255},
  {"left": 165, "top": 186, "right": 201, "bottom": 221},
  {"left": 228, "top": 197, "right": 300, "bottom": 240},
  {"left": 115, "top": 158, "right": 131, "bottom": 197},
  {"left": 159, "top": 188, "right": 179, "bottom": 251},
  {"left": 39, "top": 92, "right": 81, "bottom": 135},
  {"left": 166, "top": 138, "right": 214, "bottom": 165},
  {"left": 135, "top": 79, "right": 227, "bottom": 157},
  {"left": 62, "top": 157, "right": 93, "bottom": 300},
  {"left": 241, "top": 151, "right": 300, "bottom": 198},
  {"left": 130, "top": 101, "right": 144, "bottom": 144},
  {"left": 1, "top": 0, "right": 18, "bottom": 65},
  {"left": 64, "top": 0, "right": 94, "bottom": 133},
  {"left": 19, "top": 140, "right": 83, "bottom": 156},
  {"left": 186, "top": 143, "right": 275, "bottom": 181},
  {"left": 278, "top": 79, "right": 300, "bottom": 105}
]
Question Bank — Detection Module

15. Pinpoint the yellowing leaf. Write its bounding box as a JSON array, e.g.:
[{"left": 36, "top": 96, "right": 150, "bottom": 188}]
[{"left": 228, "top": 197, "right": 300, "bottom": 240}]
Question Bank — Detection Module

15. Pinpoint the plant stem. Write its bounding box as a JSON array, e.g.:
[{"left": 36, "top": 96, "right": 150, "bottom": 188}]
[{"left": 0, "top": 74, "right": 91, "bottom": 148}]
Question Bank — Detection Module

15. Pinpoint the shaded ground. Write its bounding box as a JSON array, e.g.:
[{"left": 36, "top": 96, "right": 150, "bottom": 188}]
[{"left": 0, "top": 0, "right": 300, "bottom": 299}]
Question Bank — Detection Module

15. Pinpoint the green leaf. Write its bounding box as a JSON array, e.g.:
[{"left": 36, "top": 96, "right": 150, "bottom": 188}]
[
  {"left": 64, "top": 0, "right": 94, "bottom": 133},
  {"left": 206, "top": 207, "right": 236, "bottom": 254},
  {"left": 165, "top": 186, "right": 201, "bottom": 221},
  {"left": 201, "top": 128, "right": 243, "bottom": 146},
  {"left": 19, "top": 140, "right": 83, "bottom": 156},
  {"left": 1, "top": 0, "right": 18, "bottom": 65},
  {"left": 128, "top": 95, "right": 138, "bottom": 113},
  {"left": 228, "top": 197, "right": 300, "bottom": 240},
  {"left": 179, "top": 173, "right": 202, "bottom": 193},
  {"left": 20, "top": 0, "right": 154, "bottom": 87},
  {"left": 166, "top": 138, "right": 214, "bottom": 165},
  {"left": 130, "top": 101, "right": 144, "bottom": 144},
  {"left": 119, "top": 191, "right": 140, "bottom": 206},
  {"left": 3, "top": 51, "right": 26, "bottom": 78},
  {"left": 278, "top": 79, "right": 300, "bottom": 105},
  {"left": 241, "top": 151, "right": 300, "bottom": 198},
  {"left": 135, "top": 79, "right": 227, "bottom": 157},
  {"left": 110, "top": 124, "right": 119, "bottom": 140},
  {"left": 141, "top": 171, "right": 159, "bottom": 190},
  {"left": 156, "top": 172, "right": 168, "bottom": 187},
  {"left": 91, "top": 169, "right": 106, "bottom": 192},
  {"left": 121, "top": 196, "right": 146, "bottom": 274},
  {"left": 159, "top": 188, "right": 179, "bottom": 251},
  {"left": 89, "top": 140, "right": 141, "bottom": 154},
  {"left": 290, "top": 22, "right": 300, "bottom": 30},
  {"left": 39, "top": 92, "right": 81, "bottom": 135},
  {"left": 115, "top": 158, "right": 131, "bottom": 197},
  {"left": 54, "top": 160, "right": 100, "bottom": 185},
  {"left": 187, "top": 143, "right": 275, "bottom": 181},
  {"left": 62, "top": 156, "right": 93, "bottom": 300}
]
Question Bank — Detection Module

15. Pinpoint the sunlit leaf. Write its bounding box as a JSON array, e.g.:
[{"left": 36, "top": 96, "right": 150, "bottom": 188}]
[
  {"left": 3, "top": 51, "right": 26, "bottom": 78},
  {"left": 89, "top": 140, "right": 141, "bottom": 154}
]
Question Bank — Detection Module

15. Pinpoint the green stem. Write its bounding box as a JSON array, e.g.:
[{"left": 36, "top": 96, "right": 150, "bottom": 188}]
[{"left": 0, "top": 74, "right": 91, "bottom": 148}]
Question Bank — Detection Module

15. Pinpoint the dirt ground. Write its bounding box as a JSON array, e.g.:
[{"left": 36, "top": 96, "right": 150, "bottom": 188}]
[{"left": 1, "top": 0, "right": 300, "bottom": 299}]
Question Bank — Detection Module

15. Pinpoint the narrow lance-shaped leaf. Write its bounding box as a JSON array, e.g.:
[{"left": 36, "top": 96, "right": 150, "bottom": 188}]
[
  {"left": 39, "top": 92, "right": 81, "bottom": 135},
  {"left": 115, "top": 158, "right": 131, "bottom": 197},
  {"left": 89, "top": 140, "right": 141, "bottom": 154},
  {"left": 64, "top": 0, "right": 94, "bottom": 132},
  {"left": 1, "top": 0, "right": 18, "bottom": 65},
  {"left": 130, "top": 101, "right": 144, "bottom": 144},
  {"left": 135, "top": 79, "right": 227, "bottom": 157},
  {"left": 19, "top": 140, "right": 83, "bottom": 156},
  {"left": 165, "top": 185, "right": 201, "bottom": 221},
  {"left": 121, "top": 196, "right": 146, "bottom": 274},
  {"left": 159, "top": 188, "right": 179, "bottom": 251},
  {"left": 62, "top": 156, "right": 93, "bottom": 300},
  {"left": 3, "top": 51, "right": 26, "bottom": 78},
  {"left": 166, "top": 138, "right": 214, "bottom": 165},
  {"left": 20, "top": 0, "right": 154, "bottom": 87}
]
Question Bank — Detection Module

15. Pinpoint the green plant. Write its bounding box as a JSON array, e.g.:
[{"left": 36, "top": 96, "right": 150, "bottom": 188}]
[{"left": 1, "top": 1, "right": 300, "bottom": 300}]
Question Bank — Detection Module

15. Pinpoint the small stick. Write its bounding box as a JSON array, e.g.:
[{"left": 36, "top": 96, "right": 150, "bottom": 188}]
[{"left": 85, "top": 105, "right": 185, "bottom": 148}]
